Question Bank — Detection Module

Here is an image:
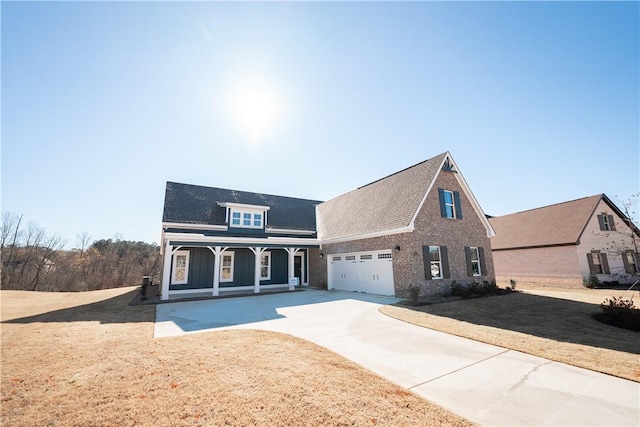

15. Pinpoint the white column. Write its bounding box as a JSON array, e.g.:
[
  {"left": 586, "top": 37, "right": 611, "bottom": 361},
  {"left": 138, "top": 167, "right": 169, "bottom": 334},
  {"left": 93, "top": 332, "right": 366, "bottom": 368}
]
[
  {"left": 161, "top": 242, "right": 173, "bottom": 300},
  {"left": 249, "top": 247, "right": 266, "bottom": 294},
  {"left": 207, "top": 246, "right": 227, "bottom": 297},
  {"left": 285, "top": 248, "right": 300, "bottom": 290}
]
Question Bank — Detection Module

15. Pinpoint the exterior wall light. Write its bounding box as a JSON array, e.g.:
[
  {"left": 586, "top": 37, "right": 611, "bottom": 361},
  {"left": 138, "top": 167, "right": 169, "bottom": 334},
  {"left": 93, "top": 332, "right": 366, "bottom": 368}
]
[{"left": 395, "top": 245, "right": 401, "bottom": 252}]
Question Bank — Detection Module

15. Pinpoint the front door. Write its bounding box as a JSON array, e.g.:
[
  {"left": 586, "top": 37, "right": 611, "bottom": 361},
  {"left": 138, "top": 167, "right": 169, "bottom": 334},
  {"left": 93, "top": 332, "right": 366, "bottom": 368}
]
[{"left": 294, "top": 254, "right": 304, "bottom": 286}]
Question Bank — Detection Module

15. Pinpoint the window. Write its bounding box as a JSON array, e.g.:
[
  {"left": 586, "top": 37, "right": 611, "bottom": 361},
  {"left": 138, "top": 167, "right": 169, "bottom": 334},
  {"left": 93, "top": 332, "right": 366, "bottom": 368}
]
[
  {"left": 470, "top": 247, "right": 482, "bottom": 276},
  {"left": 465, "top": 246, "right": 486, "bottom": 277},
  {"left": 438, "top": 188, "right": 462, "bottom": 219},
  {"left": 429, "top": 246, "right": 442, "bottom": 279},
  {"left": 591, "top": 252, "right": 603, "bottom": 274},
  {"left": 232, "top": 212, "right": 241, "bottom": 226},
  {"left": 220, "top": 252, "right": 235, "bottom": 282},
  {"left": 229, "top": 209, "right": 264, "bottom": 229},
  {"left": 623, "top": 251, "right": 639, "bottom": 274},
  {"left": 171, "top": 250, "right": 190, "bottom": 284},
  {"left": 422, "top": 245, "right": 449, "bottom": 279},
  {"left": 587, "top": 250, "right": 609, "bottom": 275},
  {"left": 597, "top": 213, "right": 616, "bottom": 231},
  {"left": 260, "top": 252, "right": 271, "bottom": 280}
]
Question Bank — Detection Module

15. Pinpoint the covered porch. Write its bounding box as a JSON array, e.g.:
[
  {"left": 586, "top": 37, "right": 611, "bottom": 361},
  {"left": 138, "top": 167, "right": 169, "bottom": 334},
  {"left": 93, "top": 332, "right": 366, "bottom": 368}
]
[{"left": 160, "top": 233, "right": 319, "bottom": 300}]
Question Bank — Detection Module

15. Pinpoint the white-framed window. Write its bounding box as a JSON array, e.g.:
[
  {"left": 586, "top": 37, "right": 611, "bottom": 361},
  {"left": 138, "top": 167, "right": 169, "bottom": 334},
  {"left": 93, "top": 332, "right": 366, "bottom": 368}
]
[
  {"left": 231, "top": 212, "right": 241, "bottom": 226},
  {"left": 260, "top": 251, "right": 271, "bottom": 280},
  {"left": 470, "top": 247, "right": 482, "bottom": 276},
  {"left": 220, "top": 251, "right": 235, "bottom": 282},
  {"left": 443, "top": 190, "right": 456, "bottom": 219},
  {"left": 624, "top": 251, "right": 639, "bottom": 274},
  {"left": 429, "top": 246, "right": 442, "bottom": 279},
  {"left": 591, "top": 252, "right": 603, "bottom": 274},
  {"left": 230, "top": 209, "right": 264, "bottom": 229},
  {"left": 172, "top": 250, "right": 190, "bottom": 284}
]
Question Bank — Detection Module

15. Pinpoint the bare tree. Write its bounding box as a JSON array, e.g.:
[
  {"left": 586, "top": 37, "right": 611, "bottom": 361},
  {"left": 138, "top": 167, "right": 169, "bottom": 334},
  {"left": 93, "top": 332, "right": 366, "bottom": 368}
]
[{"left": 75, "top": 231, "right": 92, "bottom": 257}]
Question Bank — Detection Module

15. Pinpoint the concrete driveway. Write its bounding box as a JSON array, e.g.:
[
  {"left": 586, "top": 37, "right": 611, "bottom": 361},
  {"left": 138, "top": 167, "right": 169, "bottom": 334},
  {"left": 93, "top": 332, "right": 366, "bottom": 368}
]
[{"left": 155, "top": 289, "right": 640, "bottom": 426}]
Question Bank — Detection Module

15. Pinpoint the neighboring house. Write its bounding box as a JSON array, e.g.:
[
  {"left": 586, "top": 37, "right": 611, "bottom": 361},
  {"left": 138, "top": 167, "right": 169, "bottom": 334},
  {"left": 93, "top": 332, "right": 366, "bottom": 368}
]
[
  {"left": 489, "top": 194, "right": 640, "bottom": 287},
  {"left": 160, "top": 151, "right": 496, "bottom": 300}
]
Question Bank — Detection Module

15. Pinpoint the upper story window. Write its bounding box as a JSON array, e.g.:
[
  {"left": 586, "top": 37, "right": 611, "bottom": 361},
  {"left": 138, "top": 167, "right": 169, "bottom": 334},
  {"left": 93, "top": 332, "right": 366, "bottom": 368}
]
[
  {"left": 438, "top": 188, "right": 462, "bottom": 220},
  {"left": 219, "top": 202, "right": 270, "bottom": 230},
  {"left": 598, "top": 213, "right": 616, "bottom": 231}
]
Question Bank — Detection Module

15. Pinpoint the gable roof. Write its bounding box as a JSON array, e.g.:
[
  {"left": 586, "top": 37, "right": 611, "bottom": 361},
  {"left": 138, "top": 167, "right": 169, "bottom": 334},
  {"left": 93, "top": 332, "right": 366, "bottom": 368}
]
[
  {"left": 488, "top": 194, "right": 639, "bottom": 250},
  {"left": 317, "top": 152, "right": 494, "bottom": 242},
  {"left": 163, "top": 182, "right": 322, "bottom": 231}
]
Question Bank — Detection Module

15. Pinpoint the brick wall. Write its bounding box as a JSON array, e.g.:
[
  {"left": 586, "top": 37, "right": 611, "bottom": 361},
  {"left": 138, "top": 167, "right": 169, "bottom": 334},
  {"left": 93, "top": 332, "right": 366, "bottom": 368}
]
[{"left": 310, "top": 169, "right": 495, "bottom": 298}]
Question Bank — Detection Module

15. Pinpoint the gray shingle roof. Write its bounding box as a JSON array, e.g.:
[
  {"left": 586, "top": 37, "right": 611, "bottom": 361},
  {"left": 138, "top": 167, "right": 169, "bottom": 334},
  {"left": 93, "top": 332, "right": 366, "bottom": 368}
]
[
  {"left": 488, "top": 195, "right": 602, "bottom": 250},
  {"left": 163, "top": 182, "right": 322, "bottom": 231},
  {"left": 317, "top": 152, "right": 447, "bottom": 240}
]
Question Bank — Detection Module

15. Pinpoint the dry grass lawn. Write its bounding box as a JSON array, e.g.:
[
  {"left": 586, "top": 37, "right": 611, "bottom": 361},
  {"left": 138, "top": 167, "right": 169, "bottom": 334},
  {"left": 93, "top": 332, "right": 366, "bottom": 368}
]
[
  {"left": 1, "top": 287, "right": 471, "bottom": 427},
  {"left": 381, "top": 284, "right": 640, "bottom": 382}
]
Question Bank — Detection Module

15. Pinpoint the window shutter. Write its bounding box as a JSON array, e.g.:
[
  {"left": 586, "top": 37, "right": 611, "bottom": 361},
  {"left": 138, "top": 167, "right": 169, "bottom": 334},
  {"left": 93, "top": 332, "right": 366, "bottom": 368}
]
[
  {"left": 441, "top": 246, "right": 450, "bottom": 279},
  {"left": 608, "top": 215, "right": 616, "bottom": 231},
  {"left": 622, "top": 251, "right": 632, "bottom": 274},
  {"left": 479, "top": 247, "right": 487, "bottom": 276},
  {"left": 422, "top": 245, "right": 432, "bottom": 280},
  {"left": 587, "top": 253, "right": 596, "bottom": 274},
  {"left": 438, "top": 189, "right": 446, "bottom": 218},
  {"left": 454, "top": 191, "right": 463, "bottom": 220},
  {"left": 601, "top": 252, "right": 610, "bottom": 274},
  {"left": 464, "top": 246, "right": 473, "bottom": 277},
  {"left": 597, "top": 215, "right": 606, "bottom": 231}
]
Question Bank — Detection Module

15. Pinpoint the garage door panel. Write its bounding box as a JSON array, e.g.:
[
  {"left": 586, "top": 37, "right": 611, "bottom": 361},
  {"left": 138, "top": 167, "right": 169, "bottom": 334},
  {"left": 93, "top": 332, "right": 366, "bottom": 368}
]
[{"left": 328, "top": 250, "right": 394, "bottom": 296}]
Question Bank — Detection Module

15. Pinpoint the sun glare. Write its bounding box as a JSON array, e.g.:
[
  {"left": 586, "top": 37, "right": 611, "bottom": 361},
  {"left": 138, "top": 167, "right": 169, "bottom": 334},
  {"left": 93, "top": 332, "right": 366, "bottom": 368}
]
[{"left": 230, "top": 80, "right": 283, "bottom": 144}]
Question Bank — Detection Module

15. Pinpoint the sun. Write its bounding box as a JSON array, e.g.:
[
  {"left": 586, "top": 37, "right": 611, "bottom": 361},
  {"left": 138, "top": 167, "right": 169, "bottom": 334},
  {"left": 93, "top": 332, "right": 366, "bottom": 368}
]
[{"left": 230, "top": 80, "right": 283, "bottom": 144}]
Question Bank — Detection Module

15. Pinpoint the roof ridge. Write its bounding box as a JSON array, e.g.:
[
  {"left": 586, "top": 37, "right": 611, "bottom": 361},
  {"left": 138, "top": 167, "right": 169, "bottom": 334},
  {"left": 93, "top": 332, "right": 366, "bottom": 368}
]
[
  {"left": 356, "top": 152, "right": 448, "bottom": 190},
  {"left": 495, "top": 194, "right": 603, "bottom": 217},
  {"left": 166, "top": 181, "right": 323, "bottom": 204}
]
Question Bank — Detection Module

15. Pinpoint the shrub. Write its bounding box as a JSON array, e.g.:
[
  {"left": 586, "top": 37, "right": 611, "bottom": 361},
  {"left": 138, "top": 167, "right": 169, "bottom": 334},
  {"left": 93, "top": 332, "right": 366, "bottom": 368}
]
[
  {"left": 509, "top": 278, "right": 517, "bottom": 290},
  {"left": 582, "top": 274, "right": 599, "bottom": 289},
  {"left": 409, "top": 285, "right": 421, "bottom": 304},
  {"left": 595, "top": 296, "right": 640, "bottom": 332}
]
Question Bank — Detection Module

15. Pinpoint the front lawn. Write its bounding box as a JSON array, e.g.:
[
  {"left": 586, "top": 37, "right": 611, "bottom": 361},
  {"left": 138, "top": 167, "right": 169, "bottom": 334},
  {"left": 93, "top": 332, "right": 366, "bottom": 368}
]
[
  {"left": 381, "top": 285, "right": 640, "bottom": 382},
  {"left": 1, "top": 287, "right": 471, "bottom": 426}
]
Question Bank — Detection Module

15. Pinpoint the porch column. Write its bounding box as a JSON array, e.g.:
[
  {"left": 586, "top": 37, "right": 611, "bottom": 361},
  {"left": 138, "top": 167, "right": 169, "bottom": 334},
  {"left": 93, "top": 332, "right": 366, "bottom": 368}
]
[
  {"left": 249, "top": 247, "right": 267, "bottom": 294},
  {"left": 207, "top": 246, "right": 227, "bottom": 297},
  {"left": 161, "top": 242, "right": 173, "bottom": 300},
  {"left": 284, "top": 247, "right": 301, "bottom": 290}
]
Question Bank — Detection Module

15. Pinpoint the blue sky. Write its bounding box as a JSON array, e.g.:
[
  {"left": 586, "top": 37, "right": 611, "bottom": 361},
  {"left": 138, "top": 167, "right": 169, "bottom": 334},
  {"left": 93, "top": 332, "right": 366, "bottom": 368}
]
[{"left": 2, "top": 1, "right": 638, "bottom": 247}]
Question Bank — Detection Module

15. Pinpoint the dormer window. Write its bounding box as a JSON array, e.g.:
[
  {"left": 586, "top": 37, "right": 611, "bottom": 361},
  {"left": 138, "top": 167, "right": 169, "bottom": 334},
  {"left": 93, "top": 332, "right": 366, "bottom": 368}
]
[{"left": 218, "top": 202, "right": 270, "bottom": 230}]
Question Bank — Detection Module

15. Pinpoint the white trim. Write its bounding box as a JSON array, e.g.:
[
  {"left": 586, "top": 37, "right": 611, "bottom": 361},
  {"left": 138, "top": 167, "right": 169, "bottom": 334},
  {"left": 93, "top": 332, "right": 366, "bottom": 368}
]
[
  {"left": 260, "top": 251, "right": 271, "bottom": 280},
  {"left": 217, "top": 202, "right": 271, "bottom": 211},
  {"left": 164, "top": 232, "right": 319, "bottom": 247},
  {"left": 220, "top": 251, "right": 235, "bottom": 282},
  {"left": 266, "top": 227, "right": 316, "bottom": 235},
  {"left": 171, "top": 250, "right": 190, "bottom": 285},
  {"left": 163, "top": 222, "right": 228, "bottom": 232},
  {"left": 319, "top": 226, "right": 413, "bottom": 245},
  {"left": 429, "top": 246, "right": 443, "bottom": 279},
  {"left": 408, "top": 152, "right": 495, "bottom": 237},
  {"left": 469, "top": 246, "right": 482, "bottom": 276}
]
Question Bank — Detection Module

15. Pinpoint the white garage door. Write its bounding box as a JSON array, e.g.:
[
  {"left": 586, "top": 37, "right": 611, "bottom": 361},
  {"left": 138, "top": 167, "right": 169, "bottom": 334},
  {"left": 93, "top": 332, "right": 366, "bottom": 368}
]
[{"left": 328, "top": 250, "right": 395, "bottom": 296}]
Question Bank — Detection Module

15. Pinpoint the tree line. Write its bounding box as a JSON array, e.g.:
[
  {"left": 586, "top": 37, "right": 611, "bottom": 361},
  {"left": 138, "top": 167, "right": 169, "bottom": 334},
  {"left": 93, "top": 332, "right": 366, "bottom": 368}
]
[{"left": 1, "top": 212, "right": 161, "bottom": 291}]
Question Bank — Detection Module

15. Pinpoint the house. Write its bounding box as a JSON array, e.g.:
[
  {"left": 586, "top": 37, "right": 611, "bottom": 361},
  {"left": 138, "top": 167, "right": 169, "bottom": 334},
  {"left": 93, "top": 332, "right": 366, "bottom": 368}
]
[
  {"left": 160, "top": 151, "right": 496, "bottom": 300},
  {"left": 488, "top": 194, "right": 640, "bottom": 287}
]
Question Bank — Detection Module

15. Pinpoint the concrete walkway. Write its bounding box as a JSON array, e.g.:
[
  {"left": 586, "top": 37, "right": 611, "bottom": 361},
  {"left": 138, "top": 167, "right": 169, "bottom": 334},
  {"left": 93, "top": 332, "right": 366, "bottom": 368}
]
[{"left": 154, "top": 289, "right": 640, "bottom": 426}]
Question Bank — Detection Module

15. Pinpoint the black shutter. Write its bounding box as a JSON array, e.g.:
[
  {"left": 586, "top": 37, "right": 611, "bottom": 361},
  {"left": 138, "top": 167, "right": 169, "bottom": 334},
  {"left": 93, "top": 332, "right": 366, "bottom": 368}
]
[
  {"left": 454, "top": 191, "right": 463, "bottom": 220},
  {"left": 597, "top": 215, "right": 606, "bottom": 231},
  {"left": 479, "top": 247, "right": 487, "bottom": 276},
  {"left": 464, "top": 246, "right": 473, "bottom": 277},
  {"left": 587, "top": 253, "right": 596, "bottom": 274},
  {"left": 601, "top": 253, "right": 610, "bottom": 274},
  {"left": 622, "top": 251, "right": 632, "bottom": 274},
  {"left": 441, "top": 246, "right": 450, "bottom": 278},
  {"left": 438, "top": 189, "right": 446, "bottom": 218},
  {"left": 608, "top": 215, "right": 616, "bottom": 231},
  {"left": 422, "top": 245, "right": 432, "bottom": 280}
]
